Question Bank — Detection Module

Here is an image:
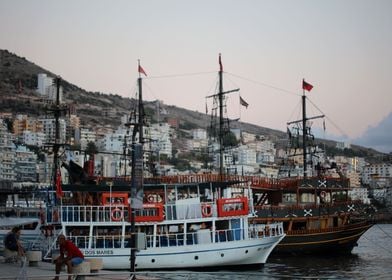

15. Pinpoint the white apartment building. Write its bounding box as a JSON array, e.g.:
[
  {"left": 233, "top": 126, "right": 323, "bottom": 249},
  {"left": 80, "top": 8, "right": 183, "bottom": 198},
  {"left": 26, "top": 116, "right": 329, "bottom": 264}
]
[
  {"left": 77, "top": 128, "right": 97, "bottom": 150},
  {"left": 237, "top": 145, "right": 257, "bottom": 165},
  {"left": 336, "top": 141, "right": 351, "bottom": 150},
  {"left": 37, "top": 73, "right": 63, "bottom": 103},
  {"left": 97, "top": 132, "right": 125, "bottom": 153},
  {"left": 241, "top": 132, "right": 256, "bottom": 143},
  {"left": 0, "top": 120, "right": 16, "bottom": 181},
  {"left": 362, "top": 163, "right": 392, "bottom": 185},
  {"left": 150, "top": 123, "right": 172, "bottom": 158},
  {"left": 257, "top": 151, "right": 275, "bottom": 164},
  {"left": 186, "top": 138, "right": 208, "bottom": 151},
  {"left": 192, "top": 128, "right": 207, "bottom": 140},
  {"left": 15, "top": 145, "right": 37, "bottom": 182},
  {"left": 39, "top": 118, "right": 67, "bottom": 144},
  {"left": 349, "top": 187, "right": 371, "bottom": 204},
  {"left": 23, "top": 130, "right": 46, "bottom": 147},
  {"left": 213, "top": 151, "right": 234, "bottom": 171}
]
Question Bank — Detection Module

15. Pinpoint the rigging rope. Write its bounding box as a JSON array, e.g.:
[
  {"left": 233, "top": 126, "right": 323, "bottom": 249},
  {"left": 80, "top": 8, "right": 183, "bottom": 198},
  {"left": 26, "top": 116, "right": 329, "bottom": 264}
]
[
  {"left": 143, "top": 71, "right": 216, "bottom": 79},
  {"left": 225, "top": 72, "right": 300, "bottom": 97},
  {"left": 307, "top": 97, "right": 349, "bottom": 137}
]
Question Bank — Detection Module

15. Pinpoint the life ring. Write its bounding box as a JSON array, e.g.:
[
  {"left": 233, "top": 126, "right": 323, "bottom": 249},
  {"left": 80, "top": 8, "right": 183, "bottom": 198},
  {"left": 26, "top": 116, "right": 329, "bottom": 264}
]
[
  {"left": 201, "top": 204, "right": 212, "bottom": 217},
  {"left": 147, "top": 194, "right": 155, "bottom": 202},
  {"left": 111, "top": 208, "right": 123, "bottom": 221},
  {"left": 320, "top": 191, "right": 327, "bottom": 198}
]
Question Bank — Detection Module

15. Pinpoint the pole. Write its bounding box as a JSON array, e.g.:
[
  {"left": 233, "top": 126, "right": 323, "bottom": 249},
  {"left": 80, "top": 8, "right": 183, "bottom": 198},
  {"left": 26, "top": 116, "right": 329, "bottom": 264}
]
[
  {"left": 302, "top": 92, "right": 307, "bottom": 182},
  {"left": 53, "top": 77, "right": 61, "bottom": 204},
  {"left": 130, "top": 136, "right": 136, "bottom": 276},
  {"left": 218, "top": 54, "right": 224, "bottom": 177}
]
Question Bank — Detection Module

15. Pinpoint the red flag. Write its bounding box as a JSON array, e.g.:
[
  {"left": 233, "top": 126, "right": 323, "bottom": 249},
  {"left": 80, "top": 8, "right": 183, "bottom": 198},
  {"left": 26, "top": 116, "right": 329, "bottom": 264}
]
[
  {"left": 302, "top": 79, "right": 313, "bottom": 91},
  {"left": 240, "top": 96, "right": 249, "bottom": 108},
  {"left": 56, "top": 169, "right": 63, "bottom": 198},
  {"left": 219, "top": 53, "right": 223, "bottom": 72},
  {"left": 138, "top": 65, "right": 147, "bottom": 76}
]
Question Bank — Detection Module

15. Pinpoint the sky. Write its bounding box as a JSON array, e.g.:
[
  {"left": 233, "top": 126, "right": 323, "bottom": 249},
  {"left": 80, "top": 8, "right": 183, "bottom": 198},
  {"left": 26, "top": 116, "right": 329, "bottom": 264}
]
[{"left": 1, "top": 0, "right": 391, "bottom": 153}]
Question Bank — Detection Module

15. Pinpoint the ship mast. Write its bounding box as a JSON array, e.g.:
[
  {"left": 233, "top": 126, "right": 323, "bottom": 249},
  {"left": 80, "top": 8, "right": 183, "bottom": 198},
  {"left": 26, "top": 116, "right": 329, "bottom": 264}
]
[
  {"left": 128, "top": 60, "right": 146, "bottom": 276},
  {"left": 218, "top": 55, "right": 224, "bottom": 176},
  {"left": 48, "top": 76, "right": 68, "bottom": 202},
  {"left": 302, "top": 93, "right": 307, "bottom": 180},
  {"left": 207, "top": 54, "right": 239, "bottom": 177},
  {"left": 287, "top": 83, "right": 324, "bottom": 182}
]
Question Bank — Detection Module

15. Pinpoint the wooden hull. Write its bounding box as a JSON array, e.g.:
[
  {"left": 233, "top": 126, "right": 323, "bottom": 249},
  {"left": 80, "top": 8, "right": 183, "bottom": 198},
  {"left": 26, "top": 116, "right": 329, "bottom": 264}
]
[{"left": 272, "top": 221, "right": 373, "bottom": 256}]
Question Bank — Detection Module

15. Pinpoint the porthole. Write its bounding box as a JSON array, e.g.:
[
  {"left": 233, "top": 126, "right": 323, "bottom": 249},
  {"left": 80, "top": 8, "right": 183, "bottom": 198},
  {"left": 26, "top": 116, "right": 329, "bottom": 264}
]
[
  {"left": 245, "top": 250, "right": 249, "bottom": 254},
  {"left": 221, "top": 253, "right": 224, "bottom": 257},
  {"left": 194, "top": 256, "right": 199, "bottom": 260},
  {"left": 151, "top": 259, "right": 155, "bottom": 263}
]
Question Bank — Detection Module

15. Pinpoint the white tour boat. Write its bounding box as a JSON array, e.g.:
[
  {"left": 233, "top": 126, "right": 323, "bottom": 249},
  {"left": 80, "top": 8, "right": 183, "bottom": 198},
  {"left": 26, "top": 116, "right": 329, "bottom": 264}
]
[{"left": 47, "top": 179, "right": 285, "bottom": 270}]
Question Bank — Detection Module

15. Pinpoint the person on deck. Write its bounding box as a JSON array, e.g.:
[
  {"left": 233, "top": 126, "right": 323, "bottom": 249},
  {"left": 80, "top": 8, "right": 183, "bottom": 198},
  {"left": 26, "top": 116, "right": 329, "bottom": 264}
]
[
  {"left": 53, "top": 234, "right": 84, "bottom": 280},
  {"left": 3, "top": 226, "right": 25, "bottom": 260}
]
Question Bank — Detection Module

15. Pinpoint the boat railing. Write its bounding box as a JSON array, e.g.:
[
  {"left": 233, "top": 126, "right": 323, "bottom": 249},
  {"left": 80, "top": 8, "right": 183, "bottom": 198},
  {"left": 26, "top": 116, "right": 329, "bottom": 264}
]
[
  {"left": 60, "top": 199, "right": 251, "bottom": 224},
  {"left": 255, "top": 200, "right": 365, "bottom": 211},
  {"left": 248, "top": 222, "right": 284, "bottom": 238},
  {"left": 60, "top": 205, "right": 130, "bottom": 223},
  {"left": 66, "top": 225, "right": 281, "bottom": 251},
  {"left": 0, "top": 206, "right": 42, "bottom": 219},
  {"left": 60, "top": 203, "right": 215, "bottom": 223}
]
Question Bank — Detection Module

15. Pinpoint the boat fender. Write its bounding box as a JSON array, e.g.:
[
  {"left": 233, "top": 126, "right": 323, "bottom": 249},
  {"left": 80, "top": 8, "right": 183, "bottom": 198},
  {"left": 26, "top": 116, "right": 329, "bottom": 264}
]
[
  {"left": 111, "top": 208, "right": 123, "bottom": 221},
  {"left": 201, "top": 204, "right": 212, "bottom": 217}
]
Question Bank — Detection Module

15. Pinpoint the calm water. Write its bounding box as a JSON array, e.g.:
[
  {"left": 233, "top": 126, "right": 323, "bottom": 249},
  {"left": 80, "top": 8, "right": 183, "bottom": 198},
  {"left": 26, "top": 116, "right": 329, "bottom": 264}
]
[{"left": 139, "top": 224, "right": 392, "bottom": 280}]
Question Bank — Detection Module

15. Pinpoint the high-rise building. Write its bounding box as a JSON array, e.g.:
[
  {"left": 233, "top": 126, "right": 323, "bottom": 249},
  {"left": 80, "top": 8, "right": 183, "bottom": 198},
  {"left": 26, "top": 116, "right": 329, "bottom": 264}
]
[{"left": 37, "top": 73, "right": 63, "bottom": 103}]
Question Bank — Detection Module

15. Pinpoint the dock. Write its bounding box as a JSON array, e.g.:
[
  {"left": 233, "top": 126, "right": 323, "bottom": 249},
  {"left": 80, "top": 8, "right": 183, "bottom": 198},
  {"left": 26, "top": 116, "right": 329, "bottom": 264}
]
[{"left": 0, "top": 257, "right": 161, "bottom": 280}]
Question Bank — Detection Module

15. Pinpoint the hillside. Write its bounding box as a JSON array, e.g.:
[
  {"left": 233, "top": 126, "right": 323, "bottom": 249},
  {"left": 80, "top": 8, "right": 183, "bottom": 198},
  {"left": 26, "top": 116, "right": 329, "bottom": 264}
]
[
  {"left": 0, "top": 49, "right": 286, "bottom": 137},
  {"left": 0, "top": 49, "right": 388, "bottom": 161}
]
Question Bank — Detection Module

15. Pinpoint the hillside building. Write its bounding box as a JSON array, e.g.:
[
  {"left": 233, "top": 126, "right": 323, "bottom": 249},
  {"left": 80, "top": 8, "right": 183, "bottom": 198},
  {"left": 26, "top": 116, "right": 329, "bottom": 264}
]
[{"left": 37, "top": 73, "right": 63, "bottom": 103}]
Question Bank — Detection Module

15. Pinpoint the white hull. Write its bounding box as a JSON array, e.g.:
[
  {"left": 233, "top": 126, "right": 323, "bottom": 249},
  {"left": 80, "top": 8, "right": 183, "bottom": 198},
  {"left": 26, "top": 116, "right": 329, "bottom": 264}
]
[
  {"left": 43, "top": 185, "right": 286, "bottom": 271},
  {"left": 82, "top": 235, "right": 284, "bottom": 270}
]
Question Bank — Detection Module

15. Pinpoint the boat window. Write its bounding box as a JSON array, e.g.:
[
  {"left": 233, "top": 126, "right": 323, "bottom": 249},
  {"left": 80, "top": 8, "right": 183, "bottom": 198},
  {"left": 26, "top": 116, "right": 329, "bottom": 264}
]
[
  {"left": 166, "top": 186, "right": 176, "bottom": 202},
  {"left": 126, "top": 225, "right": 154, "bottom": 235},
  {"left": 94, "top": 226, "right": 122, "bottom": 236},
  {"left": 68, "top": 226, "right": 90, "bottom": 236}
]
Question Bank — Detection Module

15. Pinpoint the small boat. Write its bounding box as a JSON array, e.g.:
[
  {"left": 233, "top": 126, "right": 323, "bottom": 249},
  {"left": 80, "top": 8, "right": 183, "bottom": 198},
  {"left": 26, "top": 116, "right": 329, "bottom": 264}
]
[{"left": 0, "top": 209, "right": 43, "bottom": 254}]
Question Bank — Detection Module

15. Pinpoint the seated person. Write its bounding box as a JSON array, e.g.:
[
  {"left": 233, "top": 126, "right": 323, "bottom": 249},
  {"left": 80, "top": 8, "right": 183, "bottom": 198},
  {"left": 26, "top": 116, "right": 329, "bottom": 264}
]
[
  {"left": 53, "top": 234, "right": 84, "bottom": 280},
  {"left": 3, "top": 226, "right": 25, "bottom": 261}
]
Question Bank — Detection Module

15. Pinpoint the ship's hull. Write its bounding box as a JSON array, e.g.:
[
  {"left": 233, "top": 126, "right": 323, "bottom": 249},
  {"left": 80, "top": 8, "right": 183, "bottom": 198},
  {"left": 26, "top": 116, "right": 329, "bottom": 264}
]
[
  {"left": 81, "top": 235, "right": 284, "bottom": 270},
  {"left": 272, "top": 221, "right": 372, "bottom": 256}
]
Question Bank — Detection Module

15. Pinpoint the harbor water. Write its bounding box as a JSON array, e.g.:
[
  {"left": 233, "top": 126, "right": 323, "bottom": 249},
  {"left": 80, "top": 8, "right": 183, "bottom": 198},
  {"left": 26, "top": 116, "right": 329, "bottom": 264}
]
[{"left": 139, "top": 223, "right": 392, "bottom": 280}]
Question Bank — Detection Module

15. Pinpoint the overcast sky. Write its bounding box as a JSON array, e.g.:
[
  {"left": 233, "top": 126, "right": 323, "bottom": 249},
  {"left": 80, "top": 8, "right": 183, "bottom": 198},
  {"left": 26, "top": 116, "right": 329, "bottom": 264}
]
[{"left": 1, "top": 0, "right": 391, "bottom": 152}]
